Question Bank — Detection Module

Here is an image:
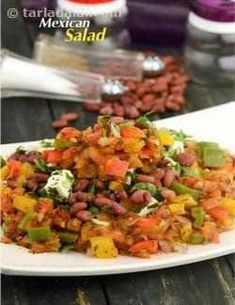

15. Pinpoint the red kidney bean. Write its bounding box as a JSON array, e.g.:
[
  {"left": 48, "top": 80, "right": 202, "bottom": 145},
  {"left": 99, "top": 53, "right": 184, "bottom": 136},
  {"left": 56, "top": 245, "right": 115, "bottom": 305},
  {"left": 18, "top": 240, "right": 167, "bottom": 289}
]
[
  {"left": 18, "top": 155, "right": 28, "bottom": 162},
  {"left": 152, "top": 81, "right": 168, "bottom": 93},
  {"left": 124, "top": 106, "right": 139, "bottom": 119},
  {"left": 76, "top": 210, "right": 92, "bottom": 222},
  {"left": 33, "top": 173, "right": 49, "bottom": 182},
  {"left": 76, "top": 192, "right": 94, "bottom": 203},
  {"left": 126, "top": 81, "right": 138, "bottom": 91},
  {"left": 154, "top": 179, "right": 162, "bottom": 187},
  {"left": 113, "top": 103, "right": 125, "bottom": 117},
  {"left": 121, "top": 95, "right": 134, "bottom": 105},
  {"left": 159, "top": 240, "right": 171, "bottom": 253},
  {"left": 114, "top": 190, "right": 128, "bottom": 201},
  {"left": 94, "top": 197, "right": 113, "bottom": 208},
  {"left": 52, "top": 119, "right": 68, "bottom": 129},
  {"left": 84, "top": 54, "right": 189, "bottom": 118},
  {"left": 70, "top": 202, "right": 88, "bottom": 215},
  {"left": 131, "top": 190, "right": 151, "bottom": 204},
  {"left": 111, "top": 202, "right": 127, "bottom": 215},
  {"left": 161, "top": 189, "right": 176, "bottom": 200},
  {"left": 142, "top": 94, "right": 155, "bottom": 103},
  {"left": 69, "top": 193, "right": 78, "bottom": 204},
  {"left": 165, "top": 101, "right": 181, "bottom": 111},
  {"left": 100, "top": 105, "right": 113, "bottom": 116},
  {"left": 152, "top": 99, "right": 165, "bottom": 113},
  {"left": 96, "top": 180, "right": 105, "bottom": 191},
  {"left": 153, "top": 168, "right": 165, "bottom": 180},
  {"left": 136, "top": 86, "right": 146, "bottom": 98},
  {"left": 162, "top": 168, "right": 176, "bottom": 187},
  {"left": 60, "top": 112, "right": 79, "bottom": 122},
  {"left": 136, "top": 174, "right": 155, "bottom": 184},
  {"left": 176, "top": 152, "right": 196, "bottom": 167},
  {"left": 74, "top": 179, "right": 90, "bottom": 192},
  {"left": 26, "top": 179, "right": 39, "bottom": 191}
]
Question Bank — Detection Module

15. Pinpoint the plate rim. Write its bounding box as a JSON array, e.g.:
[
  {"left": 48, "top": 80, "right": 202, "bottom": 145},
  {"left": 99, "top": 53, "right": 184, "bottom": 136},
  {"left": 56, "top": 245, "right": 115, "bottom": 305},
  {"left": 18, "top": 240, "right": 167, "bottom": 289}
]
[{"left": 1, "top": 102, "right": 235, "bottom": 276}]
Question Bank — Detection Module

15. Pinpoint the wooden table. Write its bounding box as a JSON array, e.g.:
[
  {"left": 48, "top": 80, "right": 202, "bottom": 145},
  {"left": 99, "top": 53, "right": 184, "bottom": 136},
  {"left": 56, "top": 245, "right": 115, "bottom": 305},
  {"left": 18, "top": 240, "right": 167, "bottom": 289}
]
[{"left": 2, "top": 1, "right": 235, "bottom": 304}]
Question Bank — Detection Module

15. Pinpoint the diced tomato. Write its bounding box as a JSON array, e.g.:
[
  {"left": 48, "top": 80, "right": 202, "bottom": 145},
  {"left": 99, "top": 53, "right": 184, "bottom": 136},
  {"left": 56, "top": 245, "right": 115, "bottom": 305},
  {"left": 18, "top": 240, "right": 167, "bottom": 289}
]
[
  {"left": 59, "top": 127, "right": 80, "bottom": 140},
  {"left": 139, "top": 144, "right": 155, "bottom": 158},
  {"left": 208, "top": 207, "right": 229, "bottom": 221},
  {"left": 121, "top": 127, "right": 145, "bottom": 139},
  {"left": 84, "top": 128, "right": 103, "bottom": 144},
  {"left": 201, "top": 224, "right": 220, "bottom": 243},
  {"left": 1, "top": 198, "right": 16, "bottom": 213},
  {"left": 129, "top": 240, "right": 158, "bottom": 254},
  {"left": 8, "top": 160, "right": 22, "bottom": 178},
  {"left": 137, "top": 218, "right": 157, "bottom": 232},
  {"left": 200, "top": 198, "right": 219, "bottom": 210},
  {"left": 62, "top": 147, "right": 80, "bottom": 160},
  {"left": 38, "top": 199, "right": 53, "bottom": 214},
  {"left": 42, "top": 150, "right": 62, "bottom": 165},
  {"left": 104, "top": 158, "right": 129, "bottom": 178}
]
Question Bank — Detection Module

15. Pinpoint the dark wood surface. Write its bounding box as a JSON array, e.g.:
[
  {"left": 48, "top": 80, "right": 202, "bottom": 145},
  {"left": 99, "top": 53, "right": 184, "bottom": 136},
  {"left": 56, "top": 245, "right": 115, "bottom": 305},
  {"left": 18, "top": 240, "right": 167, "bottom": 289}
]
[{"left": 1, "top": 1, "right": 235, "bottom": 304}]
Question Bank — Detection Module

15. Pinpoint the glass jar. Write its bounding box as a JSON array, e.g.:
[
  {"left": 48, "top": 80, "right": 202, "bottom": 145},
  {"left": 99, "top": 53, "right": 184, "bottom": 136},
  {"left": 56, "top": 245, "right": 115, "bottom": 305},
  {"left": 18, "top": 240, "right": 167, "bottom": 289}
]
[
  {"left": 55, "top": 0, "right": 130, "bottom": 51},
  {"left": 184, "top": 0, "right": 235, "bottom": 85}
]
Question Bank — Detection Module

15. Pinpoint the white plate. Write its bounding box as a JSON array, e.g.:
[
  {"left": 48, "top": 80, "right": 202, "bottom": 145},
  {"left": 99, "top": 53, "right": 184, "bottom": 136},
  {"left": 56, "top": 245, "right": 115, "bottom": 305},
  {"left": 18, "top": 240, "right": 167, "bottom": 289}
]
[{"left": 1, "top": 102, "right": 235, "bottom": 276}]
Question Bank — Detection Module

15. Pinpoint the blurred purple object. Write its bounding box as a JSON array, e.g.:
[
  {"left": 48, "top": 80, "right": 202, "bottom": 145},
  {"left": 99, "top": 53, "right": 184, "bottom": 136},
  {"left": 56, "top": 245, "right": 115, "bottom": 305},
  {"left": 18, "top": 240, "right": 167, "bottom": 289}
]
[
  {"left": 127, "top": 0, "right": 189, "bottom": 47},
  {"left": 22, "top": 0, "right": 56, "bottom": 10},
  {"left": 191, "top": 0, "right": 235, "bottom": 22}
]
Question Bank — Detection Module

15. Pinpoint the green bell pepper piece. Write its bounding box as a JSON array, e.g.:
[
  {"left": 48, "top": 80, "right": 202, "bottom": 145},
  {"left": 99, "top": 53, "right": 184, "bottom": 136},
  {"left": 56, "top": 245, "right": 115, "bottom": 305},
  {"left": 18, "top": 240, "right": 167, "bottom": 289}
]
[
  {"left": 181, "top": 167, "right": 201, "bottom": 177},
  {"left": 18, "top": 215, "right": 32, "bottom": 230},
  {"left": 58, "top": 232, "right": 77, "bottom": 243},
  {"left": 0, "top": 156, "right": 6, "bottom": 168},
  {"left": 60, "top": 244, "right": 74, "bottom": 253},
  {"left": 191, "top": 206, "right": 205, "bottom": 228},
  {"left": 202, "top": 147, "right": 225, "bottom": 168},
  {"left": 2, "top": 223, "right": 8, "bottom": 234},
  {"left": 197, "top": 142, "right": 226, "bottom": 168},
  {"left": 28, "top": 226, "right": 51, "bottom": 241},
  {"left": 132, "top": 183, "right": 159, "bottom": 197},
  {"left": 89, "top": 206, "right": 100, "bottom": 215},
  {"left": 189, "top": 232, "right": 205, "bottom": 245},
  {"left": 54, "top": 139, "right": 76, "bottom": 150},
  {"left": 170, "top": 182, "right": 201, "bottom": 200}
]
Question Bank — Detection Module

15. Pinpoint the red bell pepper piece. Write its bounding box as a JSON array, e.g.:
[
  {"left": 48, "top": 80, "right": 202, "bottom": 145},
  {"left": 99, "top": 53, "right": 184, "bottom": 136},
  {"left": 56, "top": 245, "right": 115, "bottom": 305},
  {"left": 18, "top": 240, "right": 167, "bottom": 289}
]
[
  {"left": 42, "top": 150, "right": 62, "bottom": 165},
  {"left": 208, "top": 207, "right": 229, "bottom": 221},
  {"left": 129, "top": 240, "right": 158, "bottom": 254},
  {"left": 8, "top": 160, "right": 22, "bottom": 178},
  {"left": 105, "top": 158, "right": 129, "bottom": 178},
  {"left": 121, "top": 127, "right": 145, "bottom": 138}
]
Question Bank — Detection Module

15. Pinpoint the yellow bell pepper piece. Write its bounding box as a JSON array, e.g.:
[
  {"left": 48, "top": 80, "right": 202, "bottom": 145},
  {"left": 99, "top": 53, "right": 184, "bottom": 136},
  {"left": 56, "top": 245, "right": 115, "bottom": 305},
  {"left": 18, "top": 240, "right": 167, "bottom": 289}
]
[
  {"left": 158, "top": 128, "right": 175, "bottom": 146},
  {"left": 13, "top": 196, "right": 36, "bottom": 214},
  {"left": 109, "top": 181, "right": 123, "bottom": 191},
  {"left": 123, "top": 139, "right": 145, "bottom": 153},
  {"left": 20, "top": 163, "right": 35, "bottom": 177},
  {"left": 15, "top": 163, "right": 35, "bottom": 187},
  {"left": 180, "top": 223, "right": 192, "bottom": 242},
  {"left": 89, "top": 236, "right": 118, "bottom": 258},
  {"left": 1, "top": 165, "right": 9, "bottom": 181},
  {"left": 170, "top": 194, "right": 198, "bottom": 208},
  {"left": 220, "top": 198, "right": 235, "bottom": 216},
  {"left": 169, "top": 203, "right": 185, "bottom": 215}
]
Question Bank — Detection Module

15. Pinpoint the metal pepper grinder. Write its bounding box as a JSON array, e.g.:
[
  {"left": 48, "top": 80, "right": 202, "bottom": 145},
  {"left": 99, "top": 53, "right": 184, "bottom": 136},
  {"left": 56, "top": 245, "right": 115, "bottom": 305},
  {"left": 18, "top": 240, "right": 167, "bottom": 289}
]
[
  {"left": 0, "top": 50, "right": 128, "bottom": 103},
  {"left": 34, "top": 34, "right": 165, "bottom": 80}
]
